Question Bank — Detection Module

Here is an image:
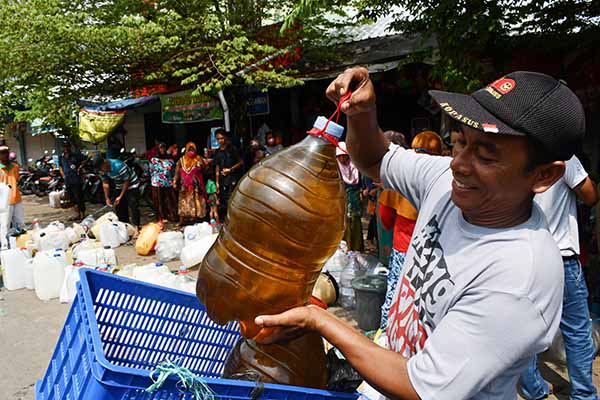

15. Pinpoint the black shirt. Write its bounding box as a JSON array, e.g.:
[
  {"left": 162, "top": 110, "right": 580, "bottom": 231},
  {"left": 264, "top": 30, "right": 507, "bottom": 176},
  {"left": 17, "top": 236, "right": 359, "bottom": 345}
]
[
  {"left": 214, "top": 145, "right": 242, "bottom": 180},
  {"left": 59, "top": 152, "right": 86, "bottom": 185}
]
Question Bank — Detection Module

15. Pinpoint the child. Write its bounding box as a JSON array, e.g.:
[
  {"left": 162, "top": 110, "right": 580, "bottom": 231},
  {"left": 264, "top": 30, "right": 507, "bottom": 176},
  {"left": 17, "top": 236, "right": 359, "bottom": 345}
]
[{"left": 205, "top": 178, "right": 219, "bottom": 223}]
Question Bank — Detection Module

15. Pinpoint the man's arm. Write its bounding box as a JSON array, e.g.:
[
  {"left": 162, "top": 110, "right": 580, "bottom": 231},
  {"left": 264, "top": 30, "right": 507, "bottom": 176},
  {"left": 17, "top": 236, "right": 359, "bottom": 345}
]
[
  {"left": 102, "top": 180, "right": 111, "bottom": 206},
  {"left": 326, "top": 67, "right": 389, "bottom": 181},
  {"left": 255, "top": 307, "right": 419, "bottom": 400},
  {"left": 574, "top": 177, "right": 598, "bottom": 207},
  {"left": 115, "top": 179, "right": 129, "bottom": 206}
]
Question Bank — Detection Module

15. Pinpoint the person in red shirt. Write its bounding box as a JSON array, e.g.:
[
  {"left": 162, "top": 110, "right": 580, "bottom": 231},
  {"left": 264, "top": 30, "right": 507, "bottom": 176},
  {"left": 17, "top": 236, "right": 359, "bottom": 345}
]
[{"left": 379, "top": 130, "right": 442, "bottom": 329}]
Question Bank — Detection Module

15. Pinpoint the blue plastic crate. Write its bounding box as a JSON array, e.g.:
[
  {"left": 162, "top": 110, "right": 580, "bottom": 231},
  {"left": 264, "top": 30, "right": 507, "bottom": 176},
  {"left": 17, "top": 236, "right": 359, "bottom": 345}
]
[{"left": 36, "top": 269, "right": 358, "bottom": 400}]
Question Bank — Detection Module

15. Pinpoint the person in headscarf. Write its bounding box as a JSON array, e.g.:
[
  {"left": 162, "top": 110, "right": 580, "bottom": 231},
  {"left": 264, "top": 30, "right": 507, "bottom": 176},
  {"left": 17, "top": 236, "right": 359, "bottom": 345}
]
[
  {"left": 173, "top": 142, "right": 207, "bottom": 225},
  {"left": 378, "top": 130, "right": 443, "bottom": 330},
  {"left": 336, "top": 141, "right": 364, "bottom": 252},
  {"left": 149, "top": 142, "right": 178, "bottom": 222}
]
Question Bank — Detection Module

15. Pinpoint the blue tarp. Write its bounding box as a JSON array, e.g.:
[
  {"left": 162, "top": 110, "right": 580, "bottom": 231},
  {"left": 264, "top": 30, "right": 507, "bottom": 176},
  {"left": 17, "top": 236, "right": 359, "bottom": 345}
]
[{"left": 82, "top": 95, "right": 159, "bottom": 112}]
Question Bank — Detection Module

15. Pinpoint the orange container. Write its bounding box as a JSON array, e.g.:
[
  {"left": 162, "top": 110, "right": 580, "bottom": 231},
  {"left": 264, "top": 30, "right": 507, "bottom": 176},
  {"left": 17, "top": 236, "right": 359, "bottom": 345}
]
[{"left": 135, "top": 222, "right": 163, "bottom": 256}]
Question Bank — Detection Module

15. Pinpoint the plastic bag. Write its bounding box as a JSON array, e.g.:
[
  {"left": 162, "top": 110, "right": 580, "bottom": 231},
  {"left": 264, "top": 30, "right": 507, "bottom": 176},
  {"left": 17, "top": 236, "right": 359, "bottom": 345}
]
[
  {"left": 155, "top": 231, "right": 185, "bottom": 262},
  {"left": 326, "top": 348, "right": 363, "bottom": 392}
]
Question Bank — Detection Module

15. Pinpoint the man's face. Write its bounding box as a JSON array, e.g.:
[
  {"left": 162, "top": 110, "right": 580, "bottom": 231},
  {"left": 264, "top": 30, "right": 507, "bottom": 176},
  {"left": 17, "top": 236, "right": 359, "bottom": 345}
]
[
  {"left": 216, "top": 133, "right": 225, "bottom": 147},
  {"left": 450, "top": 126, "right": 539, "bottom": 225},
  {"left": 101, "top": 160, "right": 110, "bottom": 173},
  {"left": 63, "top": 144, "right": 71, "bottom": 154}
]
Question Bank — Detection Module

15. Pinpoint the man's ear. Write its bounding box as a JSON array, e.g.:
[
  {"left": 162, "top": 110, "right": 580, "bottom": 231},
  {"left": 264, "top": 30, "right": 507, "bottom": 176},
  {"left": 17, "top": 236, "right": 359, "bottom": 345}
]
[{"left": 532, "top": 161, "right": 565, "bottom": 194}]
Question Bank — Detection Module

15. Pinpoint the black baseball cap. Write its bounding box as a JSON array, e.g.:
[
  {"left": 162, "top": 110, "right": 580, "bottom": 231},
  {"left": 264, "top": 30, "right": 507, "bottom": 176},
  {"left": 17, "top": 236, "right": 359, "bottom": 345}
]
[{"left": 429, "top": 71, "right": 585, "bottom": 160}]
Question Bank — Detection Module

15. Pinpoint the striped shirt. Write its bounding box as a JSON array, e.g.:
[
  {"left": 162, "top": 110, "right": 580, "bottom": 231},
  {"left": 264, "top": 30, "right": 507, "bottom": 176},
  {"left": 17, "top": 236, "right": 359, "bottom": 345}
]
[{"left": 101, "top": 159, "right": 139, "bottom": 190}]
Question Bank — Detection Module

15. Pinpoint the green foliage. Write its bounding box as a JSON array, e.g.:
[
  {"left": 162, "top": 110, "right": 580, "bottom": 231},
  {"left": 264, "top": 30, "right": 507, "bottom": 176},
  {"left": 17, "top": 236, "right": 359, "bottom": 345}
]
[
  {"left": 285, "top": 0, "right": 600, "bottom": 92},
  {"left": 0, "top": 0, "right": 340, "bottom": 130}
]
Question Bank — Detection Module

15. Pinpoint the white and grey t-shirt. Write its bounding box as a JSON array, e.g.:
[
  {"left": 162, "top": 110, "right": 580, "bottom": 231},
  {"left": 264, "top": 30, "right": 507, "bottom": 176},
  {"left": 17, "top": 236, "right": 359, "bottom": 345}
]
[
  {"left": 534, "top": 155, "right": 588, "bottom": 257},
  {"left": 380, "top": 144, "right": 563, "bottom": 400}
]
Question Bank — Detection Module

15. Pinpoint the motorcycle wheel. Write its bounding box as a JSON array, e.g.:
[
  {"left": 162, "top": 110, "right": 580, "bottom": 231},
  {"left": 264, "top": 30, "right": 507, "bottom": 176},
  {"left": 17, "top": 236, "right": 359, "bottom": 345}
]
[
  {"left": 34, "top": 184, "right": 47, "bottom": 197},
  {"left": 20, "top": 180, "right": 34, "bottom": 195}
]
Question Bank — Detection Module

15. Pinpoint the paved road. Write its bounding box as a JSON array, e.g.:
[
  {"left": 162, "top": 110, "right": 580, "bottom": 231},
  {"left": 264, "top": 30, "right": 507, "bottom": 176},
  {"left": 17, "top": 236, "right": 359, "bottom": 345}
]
[{"left": 1, "top": 196, "right": 598, "bottom": 399}]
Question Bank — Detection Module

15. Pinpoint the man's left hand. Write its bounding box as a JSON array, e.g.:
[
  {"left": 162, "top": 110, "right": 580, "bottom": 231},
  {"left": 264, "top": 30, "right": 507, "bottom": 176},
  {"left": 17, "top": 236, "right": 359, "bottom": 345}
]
[
  {"left": 113, "top": 196, "right": 123, "bottom": 207},
  {"left": 253, "top": 306, "right": 320, "bottom": 344}
]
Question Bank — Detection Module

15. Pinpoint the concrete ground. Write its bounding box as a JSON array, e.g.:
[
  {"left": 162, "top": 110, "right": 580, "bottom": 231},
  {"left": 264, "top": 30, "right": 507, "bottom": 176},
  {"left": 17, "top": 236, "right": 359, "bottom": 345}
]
[{"left": 1, "top": 195, "right": 599, "bottom": 399}]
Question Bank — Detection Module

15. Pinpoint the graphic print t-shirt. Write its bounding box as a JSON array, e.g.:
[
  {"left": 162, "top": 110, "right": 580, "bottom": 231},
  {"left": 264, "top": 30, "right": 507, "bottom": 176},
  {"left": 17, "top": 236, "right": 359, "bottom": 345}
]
[{"left": 380, "top": 144, "right": 563, "bottom": 400}]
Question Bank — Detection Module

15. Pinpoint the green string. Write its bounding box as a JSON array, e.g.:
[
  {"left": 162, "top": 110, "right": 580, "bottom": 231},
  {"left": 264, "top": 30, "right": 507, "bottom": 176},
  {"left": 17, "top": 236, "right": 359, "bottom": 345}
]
[{"left": 146, "top": 360, "right": 216, "bottom": 400}]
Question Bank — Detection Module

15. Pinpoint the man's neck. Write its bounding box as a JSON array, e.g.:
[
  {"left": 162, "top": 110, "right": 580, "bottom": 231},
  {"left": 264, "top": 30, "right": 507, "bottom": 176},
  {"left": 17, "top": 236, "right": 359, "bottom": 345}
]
[{"left": 462, "top": 202, "right": 533, "bottom": 229}]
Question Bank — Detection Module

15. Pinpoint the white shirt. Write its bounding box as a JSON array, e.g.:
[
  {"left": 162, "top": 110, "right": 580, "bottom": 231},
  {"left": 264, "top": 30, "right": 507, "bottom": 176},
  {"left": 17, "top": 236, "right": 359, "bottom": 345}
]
[
  {"left": 380, "top": 144, "right": 563, "bottom": 399},
  {"left": 535, "top": 155, "right": 588, "bottom": 256}
]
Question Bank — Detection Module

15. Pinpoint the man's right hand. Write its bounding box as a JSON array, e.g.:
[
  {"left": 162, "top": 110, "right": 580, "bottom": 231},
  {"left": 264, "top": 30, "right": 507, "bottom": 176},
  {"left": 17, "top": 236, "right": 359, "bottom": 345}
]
[
  {"left": 105, "top": 198, "right": 112, "bottom": 207},
  {"left": 326, "top": 67, "right": 377, "bottom": 116}
]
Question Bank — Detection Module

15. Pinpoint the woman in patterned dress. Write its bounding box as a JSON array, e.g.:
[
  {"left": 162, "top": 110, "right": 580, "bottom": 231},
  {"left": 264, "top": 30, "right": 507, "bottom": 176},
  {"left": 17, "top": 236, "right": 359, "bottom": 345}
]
[
  {"left": 149, "top": 142, "right": 178, "bottom": 222},
  {"left": 173, "top": 142, "right": 207, "bottom": 225}
]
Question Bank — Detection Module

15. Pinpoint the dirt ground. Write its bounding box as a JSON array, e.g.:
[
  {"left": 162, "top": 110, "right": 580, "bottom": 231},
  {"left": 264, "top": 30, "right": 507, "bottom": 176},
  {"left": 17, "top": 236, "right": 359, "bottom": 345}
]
[{"left": 0, "top": 195, "right": 598, "bottom": 399}]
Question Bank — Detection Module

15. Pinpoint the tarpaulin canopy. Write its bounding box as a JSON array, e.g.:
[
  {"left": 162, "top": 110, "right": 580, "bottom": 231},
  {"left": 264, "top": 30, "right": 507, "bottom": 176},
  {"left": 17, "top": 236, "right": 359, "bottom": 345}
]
[
  {"left": 78, "top": 109, "right": 125, "bottom": 144},
  {"left": 82, "top": 95, "right": 159, "bottom": 112}
]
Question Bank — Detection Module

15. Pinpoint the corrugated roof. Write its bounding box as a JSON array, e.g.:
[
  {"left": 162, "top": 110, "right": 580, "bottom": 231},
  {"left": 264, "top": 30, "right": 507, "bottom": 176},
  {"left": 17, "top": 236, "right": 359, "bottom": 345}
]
[{"left": 337, "top": 14, "right": 399, "bottom": 43}]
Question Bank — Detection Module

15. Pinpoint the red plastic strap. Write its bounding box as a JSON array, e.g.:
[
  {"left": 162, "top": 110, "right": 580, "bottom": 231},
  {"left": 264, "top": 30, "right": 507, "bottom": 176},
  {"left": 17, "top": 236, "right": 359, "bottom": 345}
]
[{"left": 307, "top": 91, "right": 352, "bottom": 154}]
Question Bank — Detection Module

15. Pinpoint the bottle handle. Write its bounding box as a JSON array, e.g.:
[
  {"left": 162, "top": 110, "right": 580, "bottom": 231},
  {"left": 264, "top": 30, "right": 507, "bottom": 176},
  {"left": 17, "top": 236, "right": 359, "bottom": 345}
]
[{"left": 307, "top": 91, "right": 353, "bottom": 154}]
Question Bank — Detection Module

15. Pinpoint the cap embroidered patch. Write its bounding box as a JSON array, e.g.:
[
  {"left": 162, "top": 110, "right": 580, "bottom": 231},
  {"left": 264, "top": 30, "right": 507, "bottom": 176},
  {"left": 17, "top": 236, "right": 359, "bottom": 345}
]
[
  {"left": 482, "top": 123, "right": 499, "bottom": 133},
  {"left": 491, "top": 78, "right": 516, "bottom": 95}
]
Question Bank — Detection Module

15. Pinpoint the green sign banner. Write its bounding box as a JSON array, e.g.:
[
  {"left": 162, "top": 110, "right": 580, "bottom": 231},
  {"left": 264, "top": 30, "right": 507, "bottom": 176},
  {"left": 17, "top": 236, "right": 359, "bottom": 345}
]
[{"left": 160, "top": 90, "right": 224, "bottom": 124}]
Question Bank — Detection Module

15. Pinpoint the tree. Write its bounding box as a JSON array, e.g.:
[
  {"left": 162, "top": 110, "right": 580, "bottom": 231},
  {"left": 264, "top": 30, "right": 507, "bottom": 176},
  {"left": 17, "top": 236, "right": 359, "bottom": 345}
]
[
  {"left": 0, "top": 0, "right": 347, "bottom": 132},
  {"left": 285, "top": 0, "right": 600, "bottom": 91}
]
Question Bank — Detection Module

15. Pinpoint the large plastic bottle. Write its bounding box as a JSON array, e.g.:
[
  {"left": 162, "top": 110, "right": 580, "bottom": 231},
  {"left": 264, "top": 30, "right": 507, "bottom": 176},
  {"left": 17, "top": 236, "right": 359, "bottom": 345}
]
[
  {"left": 197, "top": 116, "right": 346, "bottom": 389},
  {"left": 197, "top": 117, "right": 346, "bottom": 337},
  {"left": 222, "top": 333, "right": 328, "bottom": 389}
]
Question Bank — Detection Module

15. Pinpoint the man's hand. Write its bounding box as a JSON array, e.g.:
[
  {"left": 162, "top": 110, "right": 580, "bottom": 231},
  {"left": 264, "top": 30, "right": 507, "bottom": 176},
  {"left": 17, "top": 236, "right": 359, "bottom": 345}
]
[
  {"left": 113, "top": 196, "right": 123, "bottom": 207},
  {"left": 326, "top": 67, "right": 377, "bottom": 116},
  {"left": 253, "top": 306, "right": 320, "bottom": 344},
  {"left": 222, "top": 167, "right": 231, "bottom": 176},
  {"left": 105, "top": 198, "right": 112, "bottom": 207}
]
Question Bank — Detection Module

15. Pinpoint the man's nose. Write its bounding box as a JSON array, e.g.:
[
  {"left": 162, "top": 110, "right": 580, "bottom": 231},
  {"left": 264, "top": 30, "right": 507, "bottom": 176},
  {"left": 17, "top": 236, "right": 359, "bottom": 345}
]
[{"left": 450, "top": 146, "right": 472, "bottom": 176}]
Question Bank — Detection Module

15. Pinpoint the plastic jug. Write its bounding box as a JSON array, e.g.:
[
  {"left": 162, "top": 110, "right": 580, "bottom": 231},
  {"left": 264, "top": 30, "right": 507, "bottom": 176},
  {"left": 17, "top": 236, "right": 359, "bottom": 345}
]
[
  {"left": 75, "top": 246, "right": 117, "bottom": 267},
  {"left": 135, "top": 222, "right": 162, "bottom": 255},
  {"left": 339, "top": 251, "right": 365, "bottom": 309},
  {"left": 33, "top": 249, "right": 68, "bottom": 301},
  {"left": 24, "top": 259, "right": 34, "bottom": 289},
  {"left": 16, "top": 231, "right": 31, "bottom": 249},
  {"left": 91, "top": 211, "right": 119, "bottom": 239},
  {"left": 175, "top": 266, "right": 197, "bottom": 293},
  {"left": 99, "top": 223, "right": 121, "bottom": 248},
  {"left": 155, "top": 231, "right": 185, "bottom": 262},
  {"left": 1, "top": 248, "right": 29, "bottom": 290},
  {"left": 36, "top": 228, "right": 70, "bottom": 252},
  {"left": 222, "top": 332, "right": 328, "bottom": 389},
  {"left": 180, "top": 234, "right": 218, "bottom": 268},
  {"left": 48, "top": 191, "right": 62, "bottom": 208},
  {"left": 0, "top": 182, "right": 10, "bottom": 212},
  {"left": 60, "top": 262, "right": 85, "bottom": 303},
  {"left": 183, "top": 223, "right": 213, "bottom": 246},
  {"left": 197, "top": 117, "right": 346, "bottom": 338}
]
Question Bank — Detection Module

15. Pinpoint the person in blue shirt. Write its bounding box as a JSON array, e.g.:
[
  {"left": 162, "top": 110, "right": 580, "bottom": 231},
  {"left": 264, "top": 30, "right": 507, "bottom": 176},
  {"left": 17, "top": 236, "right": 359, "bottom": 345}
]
[{"left": 94, "top": 154, "right": 141, "bottom": 228}]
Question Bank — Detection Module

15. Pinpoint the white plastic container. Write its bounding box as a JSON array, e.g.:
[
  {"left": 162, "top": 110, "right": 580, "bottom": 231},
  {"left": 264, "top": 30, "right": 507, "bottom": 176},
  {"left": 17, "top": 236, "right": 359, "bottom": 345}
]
[
  {"left": 99, "top": 223, "right": 121, "bottom": 248},
  {"left": 91, "top": 212, "right": 119, "bottom": 239},
  {"left": 183, "top": 223, "right": 213, "bottom": 246},
  {"left": 75, "top": 246, "right": 117, "bottom": 267},
  {"left": 132, "top": 263, "right": 173, "bottom": 286},
  {"left": 60, "top": 262, "right": 84, "bottom": 303},
  {"left": 33, "top": 249, "right": 68, "bottom": 301},
  {"left": 48, "top": 191, "right": 62, "bottom": 208},
  {"left": 1, "top": 248, "right": 29, "bottom": 290},
  {"left": 24, "top": 259, "right": 35, "bottom": 289},
  {"left": 180, "top": 234, "right": 218, "bottom": 268},
  {"left": 155, "top": 231, "right": 185, "bottom": 262},
  {"left": 0, "top": 183, "right": 10, "bottom": 212},
  {"left": 175, "top": 266, "right": 197, "bottom": 293},
  {"left": 36, "top": 226, "right": 70, "bottom": 252}
]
